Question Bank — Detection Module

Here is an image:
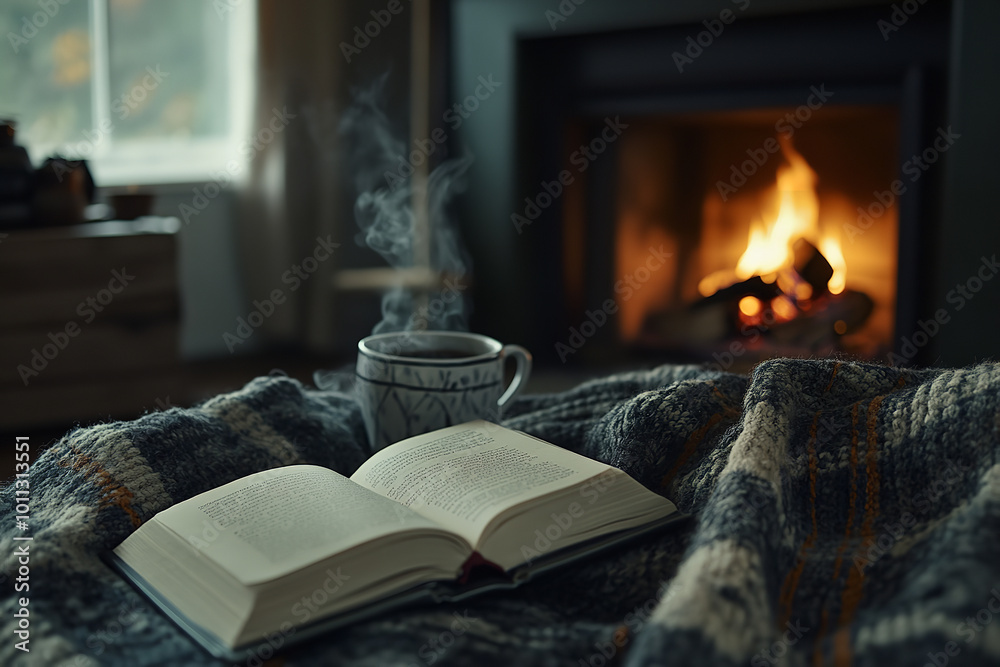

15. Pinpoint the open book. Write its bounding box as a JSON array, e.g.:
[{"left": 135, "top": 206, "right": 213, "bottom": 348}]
[{"left": 110, "top": 421, "right": 682, "bottom": 659}]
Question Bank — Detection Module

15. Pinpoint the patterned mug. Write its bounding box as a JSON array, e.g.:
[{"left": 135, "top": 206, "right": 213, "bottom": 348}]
[{"left": 355, "top": 331, "right": 532, "bottom": 451}]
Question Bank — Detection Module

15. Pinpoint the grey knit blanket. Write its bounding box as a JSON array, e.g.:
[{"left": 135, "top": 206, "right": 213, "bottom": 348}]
[{"left": 2, "top": 359, "right": 999, "bottom": 666}]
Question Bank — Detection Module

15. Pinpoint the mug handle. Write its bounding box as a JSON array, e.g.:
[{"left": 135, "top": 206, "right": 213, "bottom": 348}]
[{"left": 497, "top": 345, "right": 532, "bottom": 409}]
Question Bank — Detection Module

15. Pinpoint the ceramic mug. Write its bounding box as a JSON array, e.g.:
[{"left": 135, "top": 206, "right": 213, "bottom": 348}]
[{"left": 355, "top": 331, "right": 532, "bottom": 451}]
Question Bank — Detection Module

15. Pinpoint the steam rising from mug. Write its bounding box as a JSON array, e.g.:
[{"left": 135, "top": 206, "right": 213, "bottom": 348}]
[{"left": 338, "top": 74, "right": 473, "bottom": 335}]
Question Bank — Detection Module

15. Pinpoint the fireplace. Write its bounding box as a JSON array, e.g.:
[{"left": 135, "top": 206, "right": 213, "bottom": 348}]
[
  {"left": 450, "top": 0, "right": 998, "bottom": 369},
  {"left": 567, "top": 104, "right": 901, "bottom": 366},
  {"left": 448, "top": 0, "right": 1000, "bottom": 369}
]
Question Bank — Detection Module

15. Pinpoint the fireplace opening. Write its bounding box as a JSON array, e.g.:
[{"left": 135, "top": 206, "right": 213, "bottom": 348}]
[
  {"left": 576, "top": 106, "right": 900, "bottom": 363},
  {"left": 489, "top": 2, "right": 952, "bottom": 367}
]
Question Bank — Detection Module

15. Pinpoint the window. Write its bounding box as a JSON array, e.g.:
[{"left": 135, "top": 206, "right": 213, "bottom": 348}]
[{"left": 1, "top": 0, "right": 255, "bottom": 185}]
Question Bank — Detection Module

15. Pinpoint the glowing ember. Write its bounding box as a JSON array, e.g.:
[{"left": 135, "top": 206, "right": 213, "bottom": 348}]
[
  {"left": 739, "top": 296, "right": 762, "bottom": 317},
  {"left": 771, "top": 295, "right": 798, "bottom": 321}
]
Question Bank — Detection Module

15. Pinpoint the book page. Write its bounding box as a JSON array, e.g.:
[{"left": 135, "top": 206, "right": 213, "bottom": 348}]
[
  {"left": 155, "top": 465, "right": 450, "bottom": 585},
  {"left": 351, "top": 421, "right": 609, "bottom": 545}
]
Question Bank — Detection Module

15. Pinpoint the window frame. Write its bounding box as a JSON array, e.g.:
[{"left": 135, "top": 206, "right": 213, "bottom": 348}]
[{"left": 52, "top": 0, "right": 258, "bottom": 186}]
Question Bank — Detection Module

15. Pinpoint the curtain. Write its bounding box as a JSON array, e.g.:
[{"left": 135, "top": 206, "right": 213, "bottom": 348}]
[{"left": 235, "top": 0, "right": 348, "bottom": 354}]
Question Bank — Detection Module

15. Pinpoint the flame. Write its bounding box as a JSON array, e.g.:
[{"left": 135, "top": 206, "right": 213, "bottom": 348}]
[
  {"left": 701, "top": 135, "right": 847, "bottom": 302},
  {"left": 698, "top": 269, "right": 736, "bottom": 297},
  {"left": 820, "top": 237, "right": 846, "bottom": 295},
  {"left": 736, "top": 135, "right": 819, "bottom": 279}
]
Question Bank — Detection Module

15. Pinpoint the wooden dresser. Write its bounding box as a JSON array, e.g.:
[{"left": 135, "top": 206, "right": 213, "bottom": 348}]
[{"left": 0, "top": 217, "right": 184, "bottom": 430}]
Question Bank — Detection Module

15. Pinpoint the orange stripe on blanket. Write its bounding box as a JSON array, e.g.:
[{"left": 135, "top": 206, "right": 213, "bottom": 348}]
[
  {"left": 660, "top": 386, "right": 740, "bottom": 491},
  {"left": 814, "top": 402, "right": 860, "bottom": 667},
  {"left": 711, "top": 384, "right": 741, "bottom": 416},
  {"left": 59, "top": 447, "right": 143, "bottom": 528},
  {"left": 824, "top": 362, "right": 841, "bottom": 394},
  {"left": 778, "top": 411, "right": 821, "bottom": 625},
  {"left": 832, "top": 396, "right": 883, "bottom": 666},
  {"left": 659, "top": 412, "right": 724, "bottom": 490}
]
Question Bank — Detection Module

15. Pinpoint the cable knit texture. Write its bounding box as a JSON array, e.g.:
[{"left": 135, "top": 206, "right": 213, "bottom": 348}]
[{"left": 2, "top": 359, "right": 999, "bottom": 666}]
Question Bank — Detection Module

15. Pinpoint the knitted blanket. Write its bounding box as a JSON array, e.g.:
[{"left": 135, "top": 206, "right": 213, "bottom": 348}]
[{"left": 2, "top": 359, "right": 999, "bottom": 666}]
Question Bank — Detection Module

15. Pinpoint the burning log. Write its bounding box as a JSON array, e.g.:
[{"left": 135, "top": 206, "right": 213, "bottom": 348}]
[
  {"left": 792, "top": 238, "right": 833, "bottom": 295},
  {"left": 768, "top": 290, "right": 874, "bottom": 347},
  {"left": 641, "top": 234, "right": 873, "bottom": 351},
  {"left": 693, "top": 275, "right": 781, "bottom": 308}
]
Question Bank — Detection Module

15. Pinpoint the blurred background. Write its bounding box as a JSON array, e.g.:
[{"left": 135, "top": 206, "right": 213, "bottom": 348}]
[{"left": 2, "top": 0, "right": 998, "bottom": 472}]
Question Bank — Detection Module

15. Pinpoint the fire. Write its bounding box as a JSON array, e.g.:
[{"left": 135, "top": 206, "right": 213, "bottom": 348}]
[
  {"left": 698, "top": 134, "right": 847, "bottom": 302},
  {"left": 820, "top": 237, "right": 846, "bottom": 295},
  {"left": 735, "top": 135, "right": 819, "bottom": 279}
]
